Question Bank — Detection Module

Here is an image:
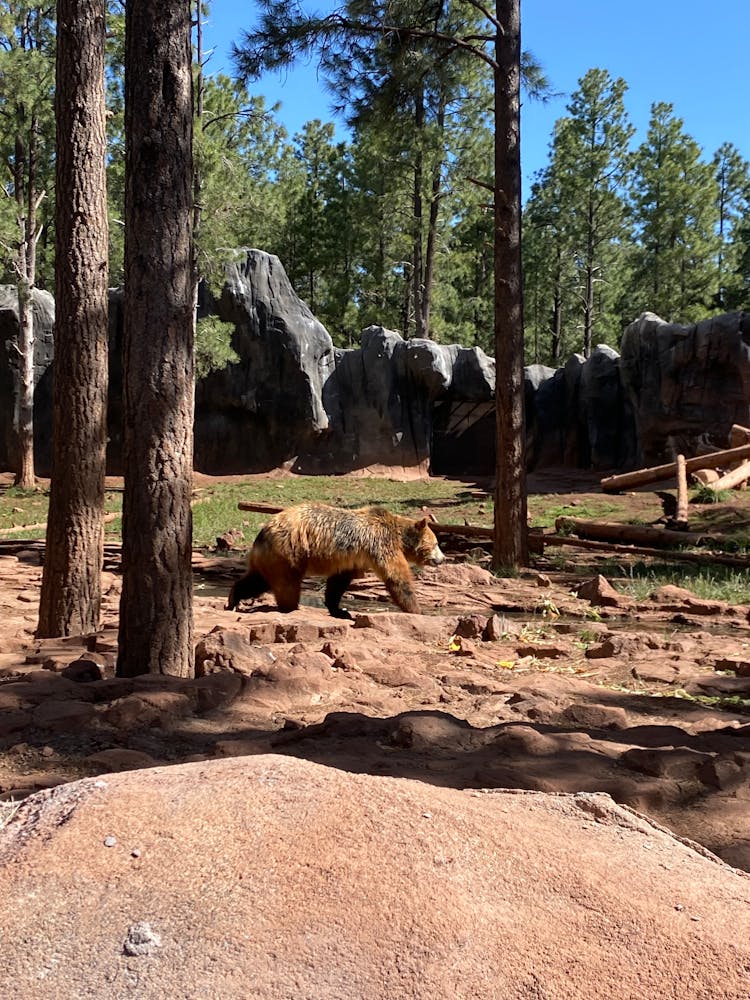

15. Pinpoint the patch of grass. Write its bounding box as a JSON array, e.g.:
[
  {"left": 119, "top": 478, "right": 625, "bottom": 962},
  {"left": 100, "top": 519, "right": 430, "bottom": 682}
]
[
  {"left": 189, "top": 477, "right": 489, "bottom": 549},
  {"left": 526, "top": 498, "right": 624, "bottom": 529},
  {"left": 595, "top": 558, "right": 750, "bottom": 604},
  {"left": 692, "top": 484, "right": 731, "bottom": 504},
  {"left": 0, "top": 487, "right": 47, "bottom": 534}
]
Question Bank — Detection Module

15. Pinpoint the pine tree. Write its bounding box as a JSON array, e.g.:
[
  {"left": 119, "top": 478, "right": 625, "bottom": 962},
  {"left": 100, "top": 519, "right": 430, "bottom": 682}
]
[
  {"left": 234, "top": 0, "right": 530, "bottom": 566},
  {"left": 117, "top": 0, "right": 194, "bottom": 678},
  {"left": 550, "top": 69, "right": 633, "bottom": 356},
  {"left": 0, "top": 3, "right": 55, "bottom": 487},
  {"left": 712, "top": 142, "right": 750, "bottom": 310},
  {"left": 629, "top": 102, "right": 719, "bottom": 322},
  {"left": 38, "top": 0, "right": 108, "bottom": 637},
  {"left": 522, "top": 165, "right": 577, "bottom": 364}
]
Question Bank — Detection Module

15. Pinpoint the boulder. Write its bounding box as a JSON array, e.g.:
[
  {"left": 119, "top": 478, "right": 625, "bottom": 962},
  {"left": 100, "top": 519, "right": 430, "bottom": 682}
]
[
  {"left": 0, "top": 286, "right": 55, "bottom": 473},
  {"left": 2, "top": 755, "right": 750, "bottom": 999}
]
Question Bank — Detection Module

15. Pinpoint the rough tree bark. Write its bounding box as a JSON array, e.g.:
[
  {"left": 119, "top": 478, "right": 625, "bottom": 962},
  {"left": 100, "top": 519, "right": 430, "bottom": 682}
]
[
  {"left": 37, "top": 0, "right": 109, "bottom": 638},
  {"left": 117, "top": 0, "right": 194, "bottom": 677},
  {"left": 492, "top": 0, "right": 528, "bottom": 569}
]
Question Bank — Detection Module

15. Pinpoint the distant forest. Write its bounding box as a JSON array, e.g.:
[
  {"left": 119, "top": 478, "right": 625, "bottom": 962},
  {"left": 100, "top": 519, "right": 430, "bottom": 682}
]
[{"left": 1, "top": 4, "right": 747, "bottom": 366}]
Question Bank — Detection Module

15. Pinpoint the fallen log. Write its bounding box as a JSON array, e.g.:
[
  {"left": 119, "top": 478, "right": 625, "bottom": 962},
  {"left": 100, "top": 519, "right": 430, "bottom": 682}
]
[
  {"left": 600, "top": 443, "right": 750, "bottom": 492},
  {"left": 710, "top": 458, "right": 750, "bottom": 492},
  {"left": 237, "top": 501, "right": 284, "bottom": 515},
  {"left": 729, "top": 424, "right": 750, "bottom": 448},
  {"left": 541, "top": 534, "right": 750, "bottom": 569},
  {"left": 555, "top": 516, "right": 711, "bottom": 548},
  {"left": 691, "top": 468, "right": 721, "bottom": 486}
]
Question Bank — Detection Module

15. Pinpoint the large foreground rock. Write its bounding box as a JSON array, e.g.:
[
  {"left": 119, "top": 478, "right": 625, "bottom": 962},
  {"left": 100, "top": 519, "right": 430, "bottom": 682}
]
[{"left": 1, "top": 755, "right": 748, "bottom": 999}]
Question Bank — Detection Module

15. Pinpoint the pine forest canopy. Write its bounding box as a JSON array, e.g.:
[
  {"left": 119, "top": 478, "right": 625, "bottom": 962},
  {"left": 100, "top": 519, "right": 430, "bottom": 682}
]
[{"left": 0, "top": 4, "right": 746, "bottom": 366}]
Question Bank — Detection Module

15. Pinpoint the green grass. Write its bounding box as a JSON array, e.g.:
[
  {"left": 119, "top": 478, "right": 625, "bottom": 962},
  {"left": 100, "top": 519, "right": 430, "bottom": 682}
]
[
  {"left": 0, "top": 486, "right": 47, "bottom": 533},
  {"left": 526, "top": 498, "right": 624, "bottom": 529},
  {"left": 189, "top": 477, "right": 493, "bottom": 548},
  {"left": 3, "top": 475, "right": 750, "bottom": 606},
  {"left": 692, "top": 484, "right": 732, "bottom": 504},
  {"left": 594, "top": 558, "right": 750, "bottom": 604}
]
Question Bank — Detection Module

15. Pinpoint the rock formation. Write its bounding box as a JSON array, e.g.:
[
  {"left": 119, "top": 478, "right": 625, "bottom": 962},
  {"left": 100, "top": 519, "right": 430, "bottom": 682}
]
[
  {"left": 0, "top": 287, "right": 55, "bottom": 474},
  {"left": 2, "top": 254, "right": 748, "bottom": 476},
  {"left": 620, "top": 310, "right": 750, "bottom": 464}
]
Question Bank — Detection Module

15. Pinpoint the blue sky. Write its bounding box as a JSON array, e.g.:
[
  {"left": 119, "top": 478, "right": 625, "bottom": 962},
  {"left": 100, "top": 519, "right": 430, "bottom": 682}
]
[{"left": 202, "top": 0, "right": 749, "bottom": 201}]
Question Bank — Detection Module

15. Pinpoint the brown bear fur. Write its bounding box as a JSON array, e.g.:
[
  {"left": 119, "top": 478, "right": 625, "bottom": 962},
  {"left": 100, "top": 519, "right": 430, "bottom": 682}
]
[{"left": 226, "top": 502, "right": 445, "bottom": 618}]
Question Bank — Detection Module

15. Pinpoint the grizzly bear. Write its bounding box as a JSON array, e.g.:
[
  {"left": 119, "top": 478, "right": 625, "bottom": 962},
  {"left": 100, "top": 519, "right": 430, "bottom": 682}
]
[{"left": 226, "top": 502, "right": 445, "bottom": 618}]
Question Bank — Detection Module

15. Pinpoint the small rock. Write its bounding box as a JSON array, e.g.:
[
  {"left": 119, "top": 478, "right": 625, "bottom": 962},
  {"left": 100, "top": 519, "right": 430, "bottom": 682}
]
[
  {"left": 621, "top": 747, "right": 712, "bottom": 780},
  {"left": 104, "top": 836, "right": 117, "bottom": 847},
  {"left": 575, "top": 575, "right": 631, "bottom": 608},
  {"left": 514, "top": 642, "right": 568, "bottom": 659},
  {"left": 123, "top": 921, "right": 161, "bottom": 957},
  {"left": 453, "top": 615, "right": 485, "bottom": 640},
  {"left": 697, "top": 757, "right": 744, "bottom": 790},
  {"left": 714, "top": 658, "right": 750, "bottom": 677},
  {"left": 61, "top": 653, "right": 108, "bottom": 683},
  {"left": 562, "top": 703, "right": 628, "bottom": 730}
]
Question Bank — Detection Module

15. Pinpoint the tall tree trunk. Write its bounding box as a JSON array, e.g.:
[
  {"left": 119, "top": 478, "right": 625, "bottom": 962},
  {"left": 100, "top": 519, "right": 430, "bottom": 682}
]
[
  {"left": 412, "top": 84, "right": 425, "bottom": 339},
  {"left": 550, "top": 282, "right": 563, "bottom": 365},
  {"left": 492, "top": 0, "right": 527, "bottom": 570},
  {"left": 582, "top": 192, "right": 595, "bottom": 357},
  {"left": 14, "top": 276, "right": 35, "bottom": 488},
  {"left": 38, "top": 0, "right": 108, "bottom": 638},
  {"left": 117, "top": 0, "right": 194, "bottom": 678},
  {"left": 421, "top": 101, "right": 445, "bottom": 340},
  {"left": 13, "top": 126, "right": 37, "bottom": 490},
  {"left": 192, "top": 0, "right": 203, "bottom": 315}
]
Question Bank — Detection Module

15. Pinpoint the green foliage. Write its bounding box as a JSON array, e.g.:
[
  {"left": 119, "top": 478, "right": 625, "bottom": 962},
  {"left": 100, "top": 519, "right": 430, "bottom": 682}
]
[
  {"left": 0, "top": 3, "right": 56, "bottom": 288},
  {"left": 522, "top": 80, "right": 746, "bottom": 363},
  {"left": 523, "top": 69, "right": 633, "bottom": 361},
  {"left": 712, "top": 142, "right": 750, "bottom": 310},
  {"left": 628, "top": 102, "right": 720, "bottom": 322},
  {"left": 195, "top": 315, "right": 239, "bottom": 379},
  {"left": 0, "top": 2, "right": 740, "bottom": 367},
  {"left": 195, "top": 77, "right": 292, "bottom": 289},
  {"left": 598, "top": 559, "right": 750, "bottom": 605},
  {"left": 692, "top": 484, "right": 731, "bottom": 504}
]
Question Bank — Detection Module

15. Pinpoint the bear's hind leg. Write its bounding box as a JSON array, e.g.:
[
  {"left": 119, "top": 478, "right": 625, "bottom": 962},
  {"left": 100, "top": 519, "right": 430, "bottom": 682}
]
[
  {"left": 272, "top": 573, "right": 304, "bottom": 613},
  {"left": 324, "top": 571, "right": 356, "bottom": 619}
]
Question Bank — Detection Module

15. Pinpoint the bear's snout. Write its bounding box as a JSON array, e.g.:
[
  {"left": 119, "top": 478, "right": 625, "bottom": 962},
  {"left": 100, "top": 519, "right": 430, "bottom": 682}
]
[{"left": 427, "top": 545, "right": 445, "bottom": 565}]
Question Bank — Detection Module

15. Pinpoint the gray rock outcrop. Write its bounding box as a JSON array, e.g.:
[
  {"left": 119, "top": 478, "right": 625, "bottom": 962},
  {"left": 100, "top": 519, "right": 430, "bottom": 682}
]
[
  {"left": 620, "top": 310, "right": 750, "bottom": 464},
  {"left": 0, "top": 287, "right": 55, "bottom": 474},
  {"left": 3, "top": 254, "right": 748, "bottom": 477},
  {"left": 195, "top": 251, "right": 498, "bottom": 475}
]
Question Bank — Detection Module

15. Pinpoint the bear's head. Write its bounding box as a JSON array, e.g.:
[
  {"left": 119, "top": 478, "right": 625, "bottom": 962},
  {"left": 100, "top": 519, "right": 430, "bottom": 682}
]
[{"left": 403, "top": 517, "right": 445, "bottom": 566}]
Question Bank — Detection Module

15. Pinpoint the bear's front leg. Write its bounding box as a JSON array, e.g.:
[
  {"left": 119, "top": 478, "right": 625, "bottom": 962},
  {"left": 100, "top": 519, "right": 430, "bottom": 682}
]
[
  {"left": 382, "top": 558, "right": 421, "bottom": 614},
  {"left": 324, "top": 571, "right": 356, "bottom": 619}
]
